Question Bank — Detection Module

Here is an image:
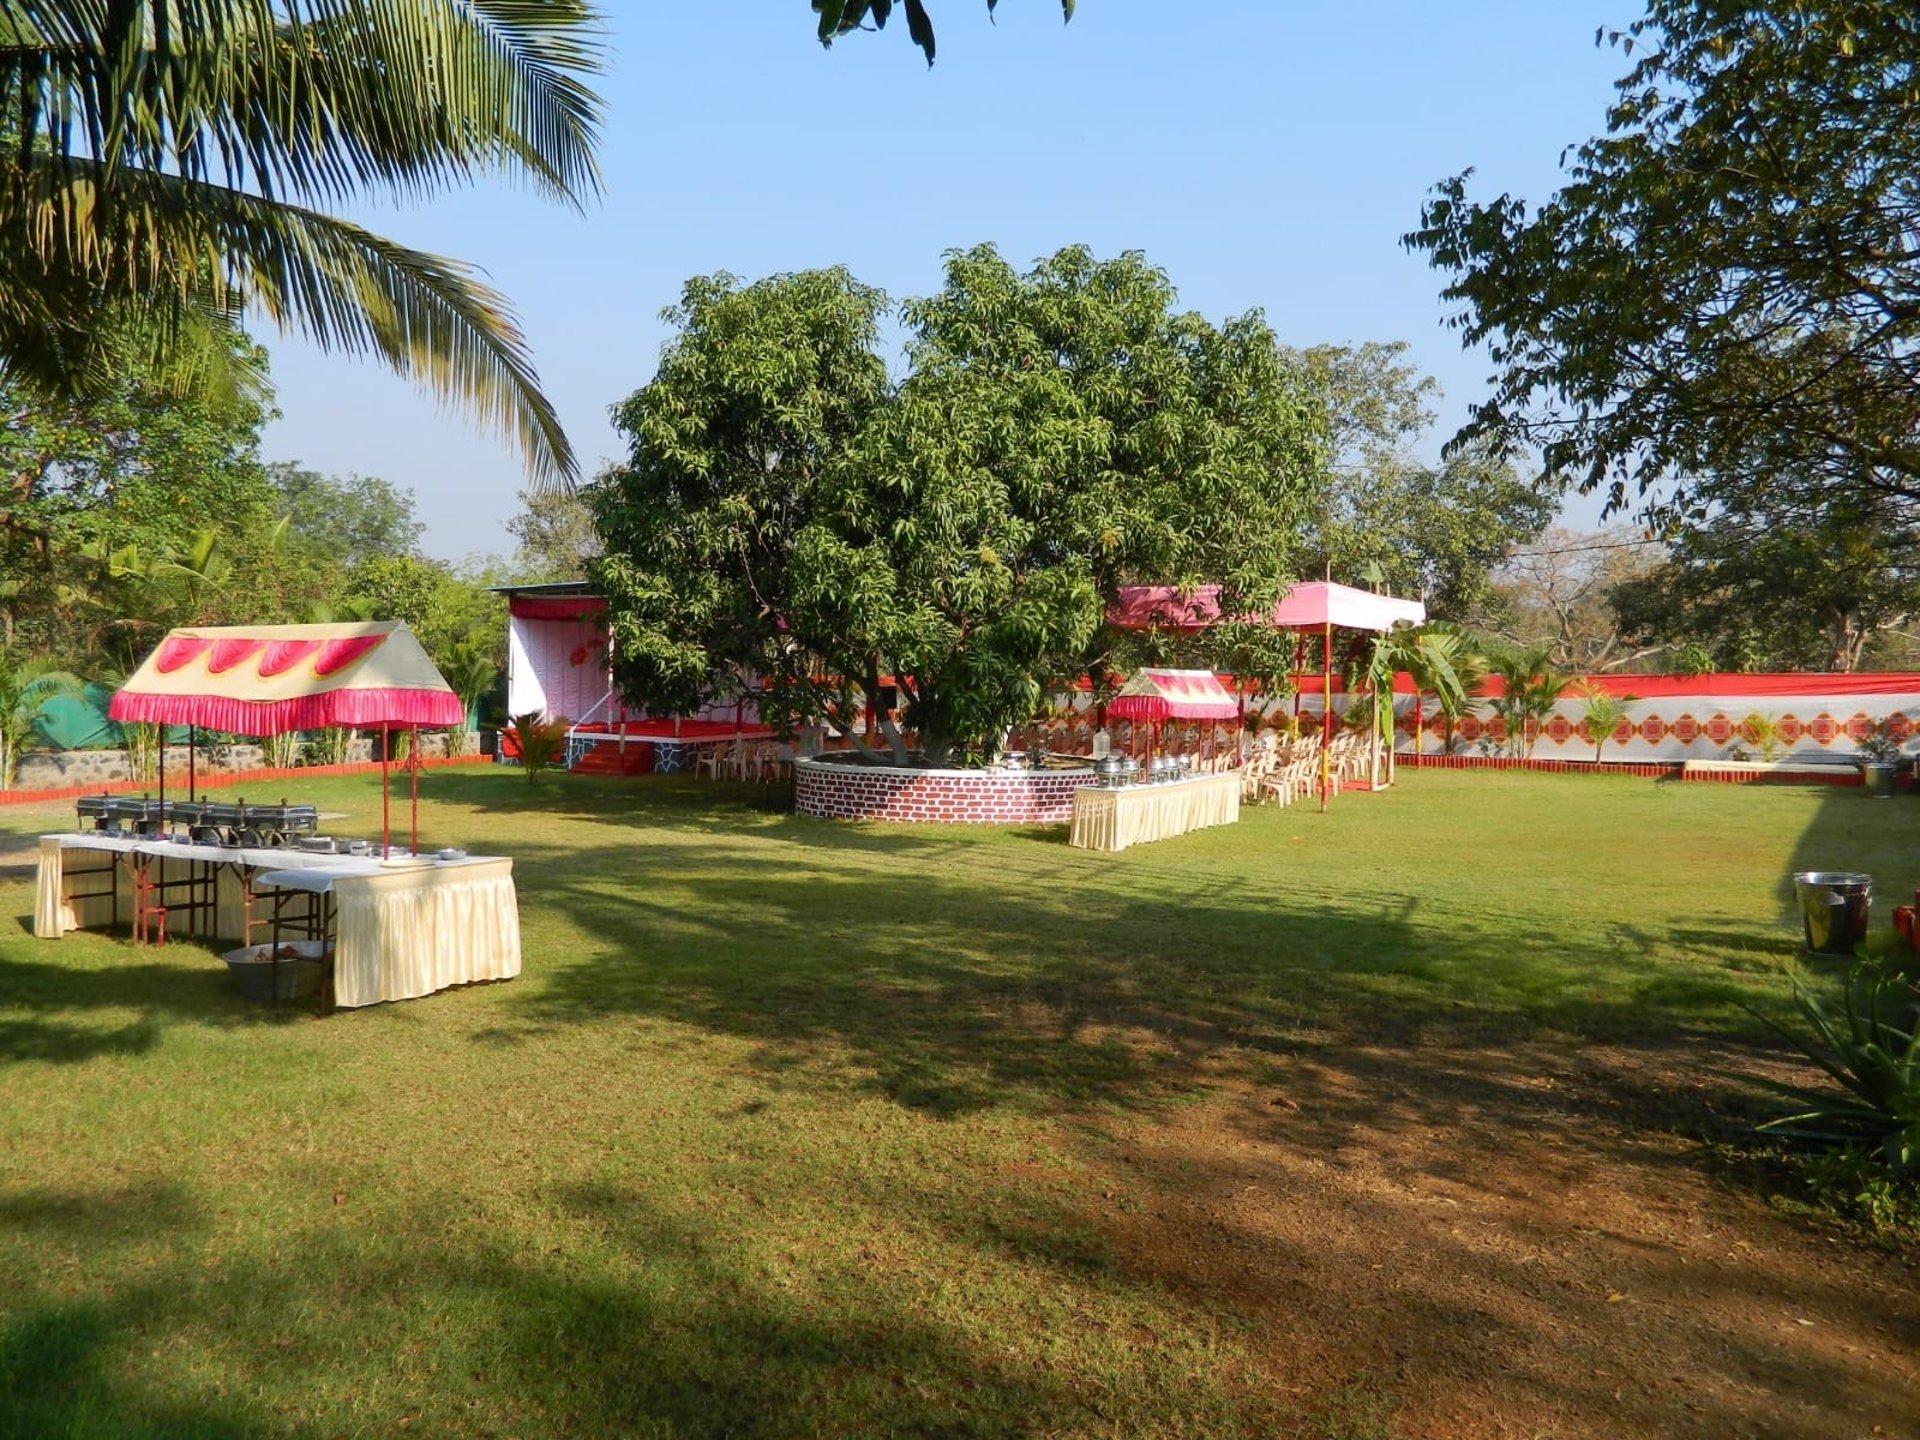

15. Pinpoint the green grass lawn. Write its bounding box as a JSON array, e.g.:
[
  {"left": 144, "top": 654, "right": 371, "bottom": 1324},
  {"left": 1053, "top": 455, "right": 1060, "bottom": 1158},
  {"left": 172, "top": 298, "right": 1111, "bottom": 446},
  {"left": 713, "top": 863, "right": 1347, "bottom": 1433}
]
[{"left": 0, "top": 768, "right": 1914, "bottom": 1438}]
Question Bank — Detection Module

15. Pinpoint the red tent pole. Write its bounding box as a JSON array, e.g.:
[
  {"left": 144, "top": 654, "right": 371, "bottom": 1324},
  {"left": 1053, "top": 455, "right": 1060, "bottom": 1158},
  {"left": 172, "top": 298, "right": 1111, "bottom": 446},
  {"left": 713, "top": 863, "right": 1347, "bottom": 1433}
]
[{"left": 409, "top": 726, "right": 420, "bottom": 856}]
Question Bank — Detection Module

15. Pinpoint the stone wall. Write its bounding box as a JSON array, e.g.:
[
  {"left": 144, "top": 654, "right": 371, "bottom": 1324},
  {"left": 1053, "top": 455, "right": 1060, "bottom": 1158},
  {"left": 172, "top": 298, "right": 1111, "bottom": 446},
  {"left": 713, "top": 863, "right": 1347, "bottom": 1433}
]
[
  {"left": 14, "top": 732, "right": 460, "bottom": 793},
  {"left": 795, "top": 756, "right": 1101, "bottom": 824}
]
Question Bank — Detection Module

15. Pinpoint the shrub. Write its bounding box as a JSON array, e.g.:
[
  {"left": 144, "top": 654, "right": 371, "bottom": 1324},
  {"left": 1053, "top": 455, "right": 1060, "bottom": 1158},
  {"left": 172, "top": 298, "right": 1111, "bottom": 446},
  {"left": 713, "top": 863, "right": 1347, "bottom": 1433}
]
[
  {"left": 1757, "top": 963, "right": 1920, "bottom": 1179},
  {"left": 510, "top": 712, "right": 568, "bottom": 781}
]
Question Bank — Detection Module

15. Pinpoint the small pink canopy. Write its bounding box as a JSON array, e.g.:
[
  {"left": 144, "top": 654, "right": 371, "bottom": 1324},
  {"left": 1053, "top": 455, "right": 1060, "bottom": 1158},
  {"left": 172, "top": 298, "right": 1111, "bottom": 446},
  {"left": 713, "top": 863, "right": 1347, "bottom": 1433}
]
[
  {"left": 1107, "top": 668, "right": 1240, "bottom": 722},
  {"left": 109, "top": 621, "right": 464, "bottom": 736},
  {"left": 1110, "top": 581, "right": 1426, "bottom": 633}
]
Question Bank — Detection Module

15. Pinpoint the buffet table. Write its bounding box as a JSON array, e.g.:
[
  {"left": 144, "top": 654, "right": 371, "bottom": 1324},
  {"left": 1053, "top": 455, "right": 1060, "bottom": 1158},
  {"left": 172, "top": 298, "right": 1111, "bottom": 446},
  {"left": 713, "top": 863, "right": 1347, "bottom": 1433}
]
[
  {"left": 1069, "top": 772, "right": 1242, "bottom": 852},
  {"left": 34, "top": 835, "right": 520, "bottom": 1009}
]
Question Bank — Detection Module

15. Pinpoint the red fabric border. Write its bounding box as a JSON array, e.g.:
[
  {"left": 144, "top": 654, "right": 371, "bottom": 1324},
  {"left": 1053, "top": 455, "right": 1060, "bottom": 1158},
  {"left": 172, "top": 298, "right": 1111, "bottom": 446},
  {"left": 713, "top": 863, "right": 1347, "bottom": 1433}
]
[
  {"left": 107, "top": 686, "right": 465, "bottom": 735},
  {"left": 510, "top": 596, "right": 607, "bottom": 620}
]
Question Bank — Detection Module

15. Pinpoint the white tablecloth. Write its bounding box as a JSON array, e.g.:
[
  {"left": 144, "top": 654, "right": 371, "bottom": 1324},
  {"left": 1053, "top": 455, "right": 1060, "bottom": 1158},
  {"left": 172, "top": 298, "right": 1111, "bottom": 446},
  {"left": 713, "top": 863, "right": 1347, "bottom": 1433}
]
[
  {"left": 1068, "top": 772, "right": 1242, "bottom": 852},
  {"left": 33, "top": 834, "right": 308, "bottom": 940}
]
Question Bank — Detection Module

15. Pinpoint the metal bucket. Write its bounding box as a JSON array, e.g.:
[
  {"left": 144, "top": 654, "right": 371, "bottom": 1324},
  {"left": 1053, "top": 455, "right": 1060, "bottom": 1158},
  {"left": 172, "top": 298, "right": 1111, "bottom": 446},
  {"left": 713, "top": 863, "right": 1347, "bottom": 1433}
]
[
  {"left": 1863, "top": 762, "right": 1896, "bottom": 799},
  {"left": 1792, "top": 871, "right": 1873, "bottom": 956}
]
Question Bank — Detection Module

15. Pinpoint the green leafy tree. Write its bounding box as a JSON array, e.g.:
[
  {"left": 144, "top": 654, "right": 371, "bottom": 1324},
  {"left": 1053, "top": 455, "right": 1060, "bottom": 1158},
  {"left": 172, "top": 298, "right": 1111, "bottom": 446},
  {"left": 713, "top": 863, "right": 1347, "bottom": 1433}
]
[
  {"left": 593, "top": 247, "right": 1325, "bottom": 766},
  {"left": 0, "top": 2, "right": 603, "bottom": 485},
  {"left": 269, "top": 464, "right": 425, "bottom": 570},
  {"left": 344, "top": 553, "right": 503, "bottom": 665},
  {"left": 1406, "top": 2, "right": 1920, "bottom": 523},
  {"left": 813, "top": 0, "right": 1073, "bottom": 66},
  {"left": 0, "top": 322, "right": 277, "bottom": 651},
  {"left": 507, "top": 485, "right": 601, "bottom": 581},
  {"left": 1289, "top": 342, "right": 1553, "bottom": 620}
]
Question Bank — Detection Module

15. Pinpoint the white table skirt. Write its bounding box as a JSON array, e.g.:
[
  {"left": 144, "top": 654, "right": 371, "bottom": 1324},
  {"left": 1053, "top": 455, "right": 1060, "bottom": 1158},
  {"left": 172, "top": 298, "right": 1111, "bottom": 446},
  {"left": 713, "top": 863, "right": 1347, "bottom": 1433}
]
[
  {"left": 1068, "top": 772, "right": 1242, "bottom": 852},
  {"left": 256, "top": 859, "right": 521, "bottom": 1008}
]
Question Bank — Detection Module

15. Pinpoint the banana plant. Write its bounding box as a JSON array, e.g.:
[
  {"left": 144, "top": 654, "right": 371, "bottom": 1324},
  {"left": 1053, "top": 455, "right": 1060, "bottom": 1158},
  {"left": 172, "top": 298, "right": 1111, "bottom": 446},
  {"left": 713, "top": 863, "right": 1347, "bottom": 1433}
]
[
  {"left": 0, "top": 652, "right": 84, "bottom": 788},
  {"left": 1363, "top": 625, "right": 1470, "bottom": 783}
]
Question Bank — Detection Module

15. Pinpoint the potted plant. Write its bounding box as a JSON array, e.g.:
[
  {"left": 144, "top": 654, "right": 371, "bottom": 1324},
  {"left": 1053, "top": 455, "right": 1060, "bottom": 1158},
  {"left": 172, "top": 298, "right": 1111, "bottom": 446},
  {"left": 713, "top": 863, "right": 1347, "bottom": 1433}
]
[{"left": 1856, "top": 721, "right": 1904, "bottom": 799}]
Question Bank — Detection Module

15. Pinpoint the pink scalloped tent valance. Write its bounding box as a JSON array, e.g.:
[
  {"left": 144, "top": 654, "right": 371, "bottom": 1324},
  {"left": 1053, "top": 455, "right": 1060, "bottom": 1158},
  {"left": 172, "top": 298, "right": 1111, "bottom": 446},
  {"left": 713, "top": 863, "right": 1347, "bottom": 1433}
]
[
  {"left": 109, "top": 621, "right": 464, "bottom": 735},
  {"left": 1107, "top": 668, "right": 1240, "bottom": 722}
]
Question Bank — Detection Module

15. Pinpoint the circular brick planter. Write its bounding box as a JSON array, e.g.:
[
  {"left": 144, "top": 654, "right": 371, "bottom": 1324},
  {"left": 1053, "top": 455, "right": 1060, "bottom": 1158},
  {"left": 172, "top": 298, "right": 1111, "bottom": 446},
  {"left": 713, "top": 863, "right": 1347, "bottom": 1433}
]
[{"left": 795, "top": 755, "right": 1102, "bottom": 824}]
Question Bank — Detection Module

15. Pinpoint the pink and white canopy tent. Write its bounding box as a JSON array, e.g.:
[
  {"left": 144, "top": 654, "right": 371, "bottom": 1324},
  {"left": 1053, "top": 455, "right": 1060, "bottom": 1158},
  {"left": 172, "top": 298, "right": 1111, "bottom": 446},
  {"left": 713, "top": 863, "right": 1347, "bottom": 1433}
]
[
  {"left": 109, "top": 621, "right": 463, "bottom": 854},
  {"left": 1106, "top": 668, "right": 1240, "bottom": 723},
  {"left": 1110, "top": 582, "right": 1428, "bottom": 809},
  {"left": 1109, "top": 581, "right": 1425, "bottom": 634},
  {"left": 1107, "top": 667, "right": 1240, "bottom": 764}
]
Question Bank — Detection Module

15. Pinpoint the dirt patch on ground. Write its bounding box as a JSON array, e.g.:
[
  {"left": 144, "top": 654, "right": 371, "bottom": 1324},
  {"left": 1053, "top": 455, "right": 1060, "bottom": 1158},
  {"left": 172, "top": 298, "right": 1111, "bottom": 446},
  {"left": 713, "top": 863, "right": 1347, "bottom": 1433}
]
[{"left": 1080, "top": 1042, "right": 1919, "bottom": 1439}]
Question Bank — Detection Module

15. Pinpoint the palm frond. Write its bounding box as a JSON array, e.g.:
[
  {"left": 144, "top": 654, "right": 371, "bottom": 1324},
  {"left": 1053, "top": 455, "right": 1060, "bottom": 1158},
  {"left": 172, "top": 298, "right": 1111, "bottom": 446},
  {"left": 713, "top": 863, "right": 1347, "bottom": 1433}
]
[
  {"left": 0, "top": 0, "right": 601, "bottom": 483},
  {"left": 0, "top": 149, "right": 574, "bottom": 483}
]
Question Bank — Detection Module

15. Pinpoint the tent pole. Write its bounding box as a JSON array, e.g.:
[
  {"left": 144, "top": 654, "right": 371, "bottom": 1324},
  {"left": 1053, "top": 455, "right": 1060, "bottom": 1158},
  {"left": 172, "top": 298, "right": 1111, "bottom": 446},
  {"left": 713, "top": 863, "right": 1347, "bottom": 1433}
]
[
  {"left": 188, "top": 726, "right": 196, "bottom": 802},
  {"left": 1370, "top": 667, "right": 1381, "bottom": 789},
  {"left": 409, "top": 726, "right": 420, "bottom": 856},
  {"left": 1320, "top": 622, "right": 1333, "bottom": 813},
  {"left": 380, "top": 736, "right": 391, "bottom": 858}
]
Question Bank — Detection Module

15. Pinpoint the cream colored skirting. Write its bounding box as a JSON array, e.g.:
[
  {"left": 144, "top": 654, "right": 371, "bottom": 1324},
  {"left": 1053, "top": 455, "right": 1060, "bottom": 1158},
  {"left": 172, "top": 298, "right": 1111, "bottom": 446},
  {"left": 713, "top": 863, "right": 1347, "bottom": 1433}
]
[
  {"left": 1068, "top": 773, "right": 1242, "bottom": 852},
  {"left": 332, "top": 860, "right": 521, "bottom": 1008},
  {"left": 35, "top": 840, "right": 253, "bottom": 940}
]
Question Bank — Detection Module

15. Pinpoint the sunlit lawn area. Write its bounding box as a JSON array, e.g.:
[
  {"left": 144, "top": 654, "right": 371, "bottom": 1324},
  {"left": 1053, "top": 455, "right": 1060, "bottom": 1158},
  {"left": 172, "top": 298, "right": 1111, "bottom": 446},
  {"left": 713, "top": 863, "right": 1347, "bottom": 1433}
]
[{"left": 2, "top": 768, "right": 1916, "bottom": 1438}]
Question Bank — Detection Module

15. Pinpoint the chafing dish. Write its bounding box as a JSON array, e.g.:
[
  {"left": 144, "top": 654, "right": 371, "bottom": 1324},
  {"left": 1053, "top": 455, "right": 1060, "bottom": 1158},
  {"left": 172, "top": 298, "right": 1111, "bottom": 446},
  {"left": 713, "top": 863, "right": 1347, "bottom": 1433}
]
[{"left": 74, "top": 794, "right": 319, "bottom": 846}]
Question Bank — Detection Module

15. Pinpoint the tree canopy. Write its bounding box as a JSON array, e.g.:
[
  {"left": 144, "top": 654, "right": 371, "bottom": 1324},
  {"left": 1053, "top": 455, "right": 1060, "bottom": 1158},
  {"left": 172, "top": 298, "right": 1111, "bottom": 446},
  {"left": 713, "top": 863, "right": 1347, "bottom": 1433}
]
[
  {"left": 591, "top": 246, "right": 1325, "bottom": 765},
  {"left": 1289, "top": 341, "right": 1554, "bottom": 619},
  {"left": 1405, "top": 1, "right": 1920, "bottom": 523},
  {"left": 1609, "top": 488, "right": 1920, "bottom": 673},
  {"left": 268, "top": 464, "right": 424, "bottom": 572},
  {"left": 0, "top": 1, "right": 604, "bottom": 486},
  {"left": 812, "top": 0, "right": 1073, "bottom": 66}
]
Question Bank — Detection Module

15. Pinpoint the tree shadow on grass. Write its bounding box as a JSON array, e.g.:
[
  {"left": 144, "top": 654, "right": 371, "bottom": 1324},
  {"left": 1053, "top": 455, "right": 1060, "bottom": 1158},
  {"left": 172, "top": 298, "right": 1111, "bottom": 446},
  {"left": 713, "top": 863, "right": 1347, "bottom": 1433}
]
[
  {"left": 0, "top": 939, "right": 316, "bottom": 1064},
  {"left": 0, "top": 1180, "right": 1204, "bottom": 1440},
  {"left": 487, "top": 820, "right": 1799, "bottom": 1129}
]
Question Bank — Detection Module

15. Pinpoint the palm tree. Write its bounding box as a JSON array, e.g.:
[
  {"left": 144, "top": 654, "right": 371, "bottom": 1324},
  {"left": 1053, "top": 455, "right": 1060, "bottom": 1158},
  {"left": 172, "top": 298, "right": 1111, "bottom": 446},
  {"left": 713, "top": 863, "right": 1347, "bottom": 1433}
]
[
  {"left": 0, "top": 2, "right": 603, "bottom": 486},
  {"left": 1486, "top": 642, "right": 1572, "bottom": 759},
  {"left": 0, "top": 652, "right": 83, "bottom": 788},
  {"left": 1576, "top": 681, "right": 1639, "bottom": 763}
]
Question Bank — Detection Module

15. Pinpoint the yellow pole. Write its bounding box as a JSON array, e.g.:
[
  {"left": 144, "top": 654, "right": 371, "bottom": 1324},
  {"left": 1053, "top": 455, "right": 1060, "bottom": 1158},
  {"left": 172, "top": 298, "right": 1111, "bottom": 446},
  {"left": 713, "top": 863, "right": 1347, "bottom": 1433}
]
[{"left": 1320, "top": 620, "right": 1332, "bottom": 812}]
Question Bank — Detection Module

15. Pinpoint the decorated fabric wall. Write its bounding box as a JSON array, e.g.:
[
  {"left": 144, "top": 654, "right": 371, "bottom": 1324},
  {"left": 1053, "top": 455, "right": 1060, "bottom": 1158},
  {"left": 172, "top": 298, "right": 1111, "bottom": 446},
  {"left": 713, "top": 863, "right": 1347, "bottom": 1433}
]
[
  {"left": 1287, "top": 673, "right": 1920, "bottom": 762},
  {"left": 506, "top": 612, "right": 632, "bottom": 725}
]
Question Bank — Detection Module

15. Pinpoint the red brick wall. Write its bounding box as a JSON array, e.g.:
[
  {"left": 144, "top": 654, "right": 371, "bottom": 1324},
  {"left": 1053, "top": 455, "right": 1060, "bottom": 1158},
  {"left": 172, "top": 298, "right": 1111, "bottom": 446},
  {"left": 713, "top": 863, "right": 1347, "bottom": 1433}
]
[{"left": 795, "top": 758, "right": 1102, "bottom": 823}]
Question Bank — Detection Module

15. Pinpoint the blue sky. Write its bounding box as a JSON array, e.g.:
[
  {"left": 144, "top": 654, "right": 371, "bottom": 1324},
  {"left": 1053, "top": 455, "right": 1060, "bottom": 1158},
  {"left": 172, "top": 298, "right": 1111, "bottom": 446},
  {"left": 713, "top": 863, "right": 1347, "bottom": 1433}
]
[{"left": 259, "top": 1, "right": 1631, "bottom": 562}]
